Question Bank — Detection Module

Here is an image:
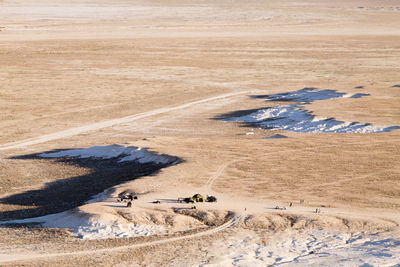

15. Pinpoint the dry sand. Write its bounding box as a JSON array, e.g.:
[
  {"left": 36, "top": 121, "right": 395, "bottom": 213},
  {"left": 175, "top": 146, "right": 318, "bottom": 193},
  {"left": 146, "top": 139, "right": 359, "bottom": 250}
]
[{"left": 0, "top": 0, "right": 399, "bottom": 265}]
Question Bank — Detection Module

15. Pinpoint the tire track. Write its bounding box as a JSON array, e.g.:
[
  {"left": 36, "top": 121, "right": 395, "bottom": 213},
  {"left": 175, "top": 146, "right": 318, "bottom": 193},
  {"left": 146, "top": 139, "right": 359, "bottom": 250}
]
[
  {"left": 0, "top": 91, "right": 254, "bottom": 151},
  {"left": 205, "top": 160, "right": 242, "bottom": 190},
  {"left": 0, "top": 215, "right": 242, "bottom": 264}
]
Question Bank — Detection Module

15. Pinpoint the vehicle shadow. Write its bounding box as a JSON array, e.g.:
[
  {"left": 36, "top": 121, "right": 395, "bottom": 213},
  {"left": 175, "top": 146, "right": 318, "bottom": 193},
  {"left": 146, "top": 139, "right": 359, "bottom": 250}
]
[
  {"left": 157, "top": 198, "right": 180, "bottom": 203},
  {"left": 0, "top": 149, "right": 181, "bottom": 221}
]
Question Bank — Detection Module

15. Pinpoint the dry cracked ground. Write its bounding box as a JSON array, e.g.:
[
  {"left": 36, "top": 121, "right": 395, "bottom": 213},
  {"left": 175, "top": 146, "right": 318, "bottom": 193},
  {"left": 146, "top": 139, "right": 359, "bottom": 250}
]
[{"left": 0, "top": 0, "right": 400, "bottom": 265}]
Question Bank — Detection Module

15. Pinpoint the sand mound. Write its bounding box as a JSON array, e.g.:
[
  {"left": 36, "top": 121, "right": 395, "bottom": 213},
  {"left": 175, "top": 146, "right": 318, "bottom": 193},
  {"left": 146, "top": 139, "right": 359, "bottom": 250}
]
[
  {"left": 173, "top": 208, "right": 234, "bottom": 226},
  {"left": 238, "top": 213, "right": 395, "bottom": 233},
  {"left": 1, "top": 206, "right": 167, "bottom": 239},
  {"left": 1, "top": 205, "right": 234, "bottom": 239},
  {"left": 116, "top": 207, "right": 206, "bottom": 229}
]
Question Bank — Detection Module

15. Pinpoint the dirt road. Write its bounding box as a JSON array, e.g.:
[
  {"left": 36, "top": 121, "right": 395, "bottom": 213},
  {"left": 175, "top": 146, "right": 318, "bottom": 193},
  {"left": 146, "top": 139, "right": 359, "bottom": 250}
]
[
  {"left": 0, "top": 91, "right": 255, "bottom": 151},
  {"left": 0, "top": 215, "right": 242, "bottom": 264}
]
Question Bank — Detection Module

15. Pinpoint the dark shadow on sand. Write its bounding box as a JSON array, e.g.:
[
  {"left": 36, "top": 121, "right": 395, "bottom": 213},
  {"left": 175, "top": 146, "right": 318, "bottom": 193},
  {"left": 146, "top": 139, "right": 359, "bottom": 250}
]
[
  {"left": 213, "top": 108, "right": 270, "bottom": 121},
  {"left": 212, "top": 87, "right": 399, "bottom": 134},
  {"left": 0, "top": 149, "right": 181, "bottom": 221},
  {"left": 102, "top": 204, "right": 128, "bottom": 208},
  {"left": 157, "top": 198, "right": 180, "bottom": 203}
]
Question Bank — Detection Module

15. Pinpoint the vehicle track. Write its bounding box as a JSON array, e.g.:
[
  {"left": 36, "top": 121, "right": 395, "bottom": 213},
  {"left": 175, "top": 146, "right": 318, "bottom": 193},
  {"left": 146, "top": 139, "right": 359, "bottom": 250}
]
[
  {"left": 204, "top": 160, "right": 242, "bottom": 190},
  {"left": 0, "top": 91, "right": 255, "bottom": 151},
  {"left": 0, "top": 215, "right": 242, "bottom": 264}
]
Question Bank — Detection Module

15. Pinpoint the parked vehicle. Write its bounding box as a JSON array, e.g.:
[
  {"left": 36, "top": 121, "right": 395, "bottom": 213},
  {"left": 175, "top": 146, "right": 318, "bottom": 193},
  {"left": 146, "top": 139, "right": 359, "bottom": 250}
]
[
  {"left": 183, "top": 197, "right": 195, "bottom": 203},
  {"left": 206, "top": 195, "right": 217, "bottom": 202}
]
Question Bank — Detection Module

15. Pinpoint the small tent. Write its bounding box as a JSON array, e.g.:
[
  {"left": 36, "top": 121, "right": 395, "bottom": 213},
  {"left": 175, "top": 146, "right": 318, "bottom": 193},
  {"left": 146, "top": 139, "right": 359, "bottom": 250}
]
[{"left": 192, "top": 194, "right": 204, "bottom": 202}]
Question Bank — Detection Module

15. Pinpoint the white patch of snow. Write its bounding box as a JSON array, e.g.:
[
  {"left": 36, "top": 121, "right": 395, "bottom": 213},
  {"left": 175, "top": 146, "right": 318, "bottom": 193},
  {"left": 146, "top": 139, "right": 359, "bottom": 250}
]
[
  {"left": 224, "top": 88, "right": 399, "bottom": 134},
  {"left": 203, "top": 230, "right": 400, "bottom": 266},
  {"left": 226, "top": 104, "right": 397, "bottom": 133},
  {"left": 85, "top": 189, "right": 111, "bottom": 204},
  {"left": 3, "top": 145, "right": 179, "bottom": 240},
  {"left": 1, "top": 210, "right": 167, "bottom": 240},
  {"left": 39, "top": 145, "right": 177, "bottom": 165},
  {"left": 342, "top": 93, "right": 355, "bottom": 98}
]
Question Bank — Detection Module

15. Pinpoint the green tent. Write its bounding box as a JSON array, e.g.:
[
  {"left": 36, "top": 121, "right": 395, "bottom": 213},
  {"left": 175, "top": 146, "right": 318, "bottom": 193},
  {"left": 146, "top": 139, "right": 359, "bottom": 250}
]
[{"left": 192, "top": 194, "right": 204, "bottom": 202}]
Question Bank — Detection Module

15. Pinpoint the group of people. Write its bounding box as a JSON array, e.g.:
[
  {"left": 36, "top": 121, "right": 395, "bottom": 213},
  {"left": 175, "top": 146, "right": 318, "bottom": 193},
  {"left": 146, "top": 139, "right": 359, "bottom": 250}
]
[
  {"left": 273, "top": 201, "right": 323, "bottom": 214},
  {"left": 117, "top": 193, "right": 138, "bottom": 208}
]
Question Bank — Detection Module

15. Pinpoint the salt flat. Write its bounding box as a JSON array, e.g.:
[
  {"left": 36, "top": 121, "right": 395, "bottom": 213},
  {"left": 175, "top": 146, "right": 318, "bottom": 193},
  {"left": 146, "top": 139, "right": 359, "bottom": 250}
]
[{"left": 0, "top": 0, "right": 399, "bottom": 265}]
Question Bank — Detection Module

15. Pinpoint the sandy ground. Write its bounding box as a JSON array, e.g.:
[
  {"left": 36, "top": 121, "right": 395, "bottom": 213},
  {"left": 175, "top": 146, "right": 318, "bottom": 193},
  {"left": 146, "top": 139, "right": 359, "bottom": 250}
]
[{"left": 0, "top": 0, "right": 400, "bottom": 265}]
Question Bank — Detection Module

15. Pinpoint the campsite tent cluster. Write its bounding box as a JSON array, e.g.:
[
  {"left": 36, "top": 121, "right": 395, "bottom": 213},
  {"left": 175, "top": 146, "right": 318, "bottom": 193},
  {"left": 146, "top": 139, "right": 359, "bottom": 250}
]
[
  {"left": 118, "top": 192, "right": 217, "bottom": 207},
  {"left": 180, "top": 194, "right": 217, "bottom": 203},
  {"left": 192, "top": 194, "right": 204, "bottom": 202}
]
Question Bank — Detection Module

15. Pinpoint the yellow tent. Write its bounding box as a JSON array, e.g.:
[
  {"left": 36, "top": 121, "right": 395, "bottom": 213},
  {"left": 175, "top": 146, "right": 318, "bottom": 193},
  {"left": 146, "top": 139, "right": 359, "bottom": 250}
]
[{"left": 191, "top": 194, "right": 204, "bottom": 202}]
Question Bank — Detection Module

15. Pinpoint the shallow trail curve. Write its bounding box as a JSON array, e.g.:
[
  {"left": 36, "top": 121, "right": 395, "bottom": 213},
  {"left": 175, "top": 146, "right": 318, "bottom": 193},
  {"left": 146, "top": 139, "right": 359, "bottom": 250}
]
[
  {"left": 0, "top": 91, "right": 255, "bottom": 151},
  {"left": 205, "top": 160, "right": 242, "bottom": 190},
  {"left": 0, "top": 215, "right": 242, "bottom": 264}
]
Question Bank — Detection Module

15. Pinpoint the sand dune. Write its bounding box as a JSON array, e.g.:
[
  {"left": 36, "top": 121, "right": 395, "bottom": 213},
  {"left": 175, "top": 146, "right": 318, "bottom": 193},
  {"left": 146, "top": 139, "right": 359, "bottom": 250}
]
[{"left": 0, "top": 0, "right": 399, "bottom": 265}]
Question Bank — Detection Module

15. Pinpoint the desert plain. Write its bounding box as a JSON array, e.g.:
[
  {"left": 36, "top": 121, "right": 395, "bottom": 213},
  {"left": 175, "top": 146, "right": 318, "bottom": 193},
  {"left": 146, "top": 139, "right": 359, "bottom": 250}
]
[{"left": 0, "top": 0, "right": 400, "bottom": 265}]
